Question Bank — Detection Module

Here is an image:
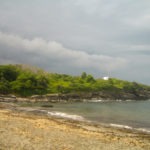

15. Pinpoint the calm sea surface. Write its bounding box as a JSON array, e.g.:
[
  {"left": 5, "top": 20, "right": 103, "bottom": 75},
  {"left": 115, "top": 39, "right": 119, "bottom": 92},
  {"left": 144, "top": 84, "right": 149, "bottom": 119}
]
[{"left": 48, "top": 100, "right": 150, "bottom": 131}]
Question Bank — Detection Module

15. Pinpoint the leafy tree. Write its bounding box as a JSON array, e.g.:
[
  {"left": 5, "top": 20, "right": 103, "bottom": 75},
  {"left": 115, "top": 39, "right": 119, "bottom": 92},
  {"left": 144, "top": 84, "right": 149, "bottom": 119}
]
[
  {"left": 81, "top": 72, "right": 87, "bottom": 79},
  {"left": 11, "top": 72, "right": 36, "bottom": 96},
  {"left": 86, "top": 74, "right": 95, "bottom": 83},
  {"left": 36, "top": 75, "right": 49, "bottom": 94},
  {"left": 0, "top": 65, "right": 18, "bottom": 82},
  {"left": 0, "top": 75, "right": 10, "bottom": 94}
]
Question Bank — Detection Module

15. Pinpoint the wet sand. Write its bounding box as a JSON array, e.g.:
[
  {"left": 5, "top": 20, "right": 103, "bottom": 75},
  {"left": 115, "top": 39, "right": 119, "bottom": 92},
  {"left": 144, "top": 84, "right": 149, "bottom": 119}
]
[{"left": 0, "top": 103, "right": 150, "bottom": 150}]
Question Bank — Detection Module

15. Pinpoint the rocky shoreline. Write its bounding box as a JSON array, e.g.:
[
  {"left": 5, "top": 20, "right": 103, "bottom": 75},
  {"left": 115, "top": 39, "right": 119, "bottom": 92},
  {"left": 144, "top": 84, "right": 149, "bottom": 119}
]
[{"left": 0, "top": 90, "right": 150, "bottom": 103}]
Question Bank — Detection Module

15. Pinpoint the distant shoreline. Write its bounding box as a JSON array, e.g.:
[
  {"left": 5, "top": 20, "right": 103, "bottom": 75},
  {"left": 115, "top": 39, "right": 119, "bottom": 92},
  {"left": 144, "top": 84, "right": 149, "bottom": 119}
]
[{"left": 0, "top": 92, "right": 150, "bottom": 104}]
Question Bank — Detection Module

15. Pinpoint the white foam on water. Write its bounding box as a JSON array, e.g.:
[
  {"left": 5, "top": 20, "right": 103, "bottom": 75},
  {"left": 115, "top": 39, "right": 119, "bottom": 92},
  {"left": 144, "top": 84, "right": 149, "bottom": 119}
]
[
  {"left": 125, "top": 100, "right": 132, "bottom": 102},
  {"left": 110, "top": 123, "right": 132, "bottom": 129},
  {"left": 136, "top": 128, "right": 150, "bottom": 133},
  {"left": 48, "top": 111, "right": 85, "bottom": 121},
  {"left": 110, "top": 123, "right": 150, "bottom": 134},
  {"left": 91, "top": 100, "right": 103, "bottom": 102}
]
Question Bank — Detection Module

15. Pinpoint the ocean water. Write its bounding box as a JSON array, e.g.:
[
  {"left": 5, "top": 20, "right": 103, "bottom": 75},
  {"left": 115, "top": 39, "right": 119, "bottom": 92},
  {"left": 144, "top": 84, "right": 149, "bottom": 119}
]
[{"left": 47, "top": 100, "right": 150, "bottom": 132}]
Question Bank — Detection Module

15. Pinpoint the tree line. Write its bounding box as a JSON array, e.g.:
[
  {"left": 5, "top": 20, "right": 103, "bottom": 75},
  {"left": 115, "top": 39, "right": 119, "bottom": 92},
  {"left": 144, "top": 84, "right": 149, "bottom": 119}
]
[{"left": 0, "top": 64, "right": 149, "bottom": 97}]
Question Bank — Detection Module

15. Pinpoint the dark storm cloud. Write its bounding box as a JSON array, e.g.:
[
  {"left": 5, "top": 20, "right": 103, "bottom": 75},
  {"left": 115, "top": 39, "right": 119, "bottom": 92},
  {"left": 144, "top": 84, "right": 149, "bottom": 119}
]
[{"left": 0, "top": 32, "right": 127, "bottom": 73}]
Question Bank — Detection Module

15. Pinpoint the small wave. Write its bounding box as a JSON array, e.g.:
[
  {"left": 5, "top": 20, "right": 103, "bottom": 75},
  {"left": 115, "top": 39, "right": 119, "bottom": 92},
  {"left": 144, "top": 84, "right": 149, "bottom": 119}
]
[
  {"left": 136, "top": 128, "right": 150, "bottom": 133},
  {"left": 110, "top": 123, "right": 132, "bottom": 129},
  {"left": 48, "top": 111, "right": 85, "bottom": 121},
  {"left": 110, "top": 123, "right": 150, "bottom": 134},
  {"left": 91, "top": 100, "right": 103, "bottom": 102},
  {"left": 125, "top": 99, "right": 132, "bottom": 102}
]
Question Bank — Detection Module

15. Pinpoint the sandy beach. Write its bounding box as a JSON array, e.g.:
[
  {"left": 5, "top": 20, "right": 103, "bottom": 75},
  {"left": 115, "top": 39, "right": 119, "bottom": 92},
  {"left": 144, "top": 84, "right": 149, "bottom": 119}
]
[{"left": 0, "top": 103, "right": 150, "bottom": 150}]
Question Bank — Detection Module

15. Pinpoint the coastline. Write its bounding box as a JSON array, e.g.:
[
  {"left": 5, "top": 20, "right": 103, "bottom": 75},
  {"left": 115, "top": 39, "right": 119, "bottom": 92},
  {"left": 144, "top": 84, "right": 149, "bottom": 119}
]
[
  {"left": 1, "top": 92, "right": 150, "bottom": 104},
  {"left": 0, "top": 102, "right": 150, "bottom": 150}
]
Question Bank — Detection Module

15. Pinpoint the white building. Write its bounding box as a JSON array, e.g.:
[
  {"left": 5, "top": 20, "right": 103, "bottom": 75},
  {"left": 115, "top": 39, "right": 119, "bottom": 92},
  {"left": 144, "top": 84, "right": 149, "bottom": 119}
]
[{"left": 103, "top": 76, "right": 109, "bottom": 80}]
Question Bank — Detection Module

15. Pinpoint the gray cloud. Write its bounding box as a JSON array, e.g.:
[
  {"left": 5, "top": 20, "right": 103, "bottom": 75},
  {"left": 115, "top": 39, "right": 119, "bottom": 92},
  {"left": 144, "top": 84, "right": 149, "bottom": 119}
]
[
  {"left": 0, "top": 0, "right": 150, "bottom": 84},
  {"left": 0, "top": 32, "right": 127, "bottom": 73}
]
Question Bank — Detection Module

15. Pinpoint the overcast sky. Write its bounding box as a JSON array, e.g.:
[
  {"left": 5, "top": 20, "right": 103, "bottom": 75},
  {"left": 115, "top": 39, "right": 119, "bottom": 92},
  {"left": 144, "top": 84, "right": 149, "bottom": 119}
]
[{"left": 0, "top": 0, "right": 150, "bottom": 84}]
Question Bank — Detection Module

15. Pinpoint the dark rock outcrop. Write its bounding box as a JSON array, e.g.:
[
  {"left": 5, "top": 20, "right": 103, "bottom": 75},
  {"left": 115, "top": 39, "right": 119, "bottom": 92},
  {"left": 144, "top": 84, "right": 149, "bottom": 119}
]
[{"left": 0, "top": 89, "right": 150, "bottom": 103}]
